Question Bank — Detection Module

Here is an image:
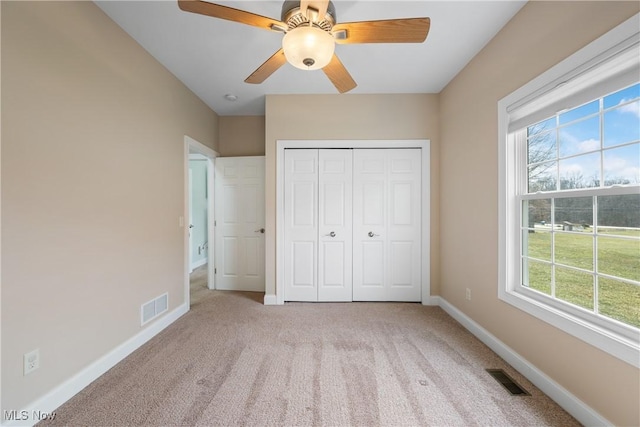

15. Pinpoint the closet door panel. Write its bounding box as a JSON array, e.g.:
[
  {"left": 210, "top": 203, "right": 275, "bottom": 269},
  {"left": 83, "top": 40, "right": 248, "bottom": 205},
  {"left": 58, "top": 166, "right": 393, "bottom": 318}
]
[
  {"left": 284, "top": 149, "right": 319, "bottom": 301},
  {"left": 387, "top": 150, "right": 421, "bottom": 301},
  {"left": 353, "top": 149, "right": 421, "bottom": 301},
  {"left": 292, "top": 241, "right": 315, "bottom": 286},
  {"left": 318, "top": 149, "right": 353, "bottom": 302},
  {"left": 353, "top": 150, "right": 388, "bottom": 301}
]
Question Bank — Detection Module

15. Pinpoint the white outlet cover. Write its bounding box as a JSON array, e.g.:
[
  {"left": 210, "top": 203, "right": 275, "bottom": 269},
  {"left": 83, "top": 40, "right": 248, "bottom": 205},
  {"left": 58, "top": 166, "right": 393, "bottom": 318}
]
[{"left": 24, "top": 349, "right": 40, "bottom": 375}]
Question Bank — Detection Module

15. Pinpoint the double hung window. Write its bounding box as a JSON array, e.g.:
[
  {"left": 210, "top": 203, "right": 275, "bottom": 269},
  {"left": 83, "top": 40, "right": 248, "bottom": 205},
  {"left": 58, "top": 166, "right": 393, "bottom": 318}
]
[{"left": 499, "top": 14, "right": 639, "bottom": 366}]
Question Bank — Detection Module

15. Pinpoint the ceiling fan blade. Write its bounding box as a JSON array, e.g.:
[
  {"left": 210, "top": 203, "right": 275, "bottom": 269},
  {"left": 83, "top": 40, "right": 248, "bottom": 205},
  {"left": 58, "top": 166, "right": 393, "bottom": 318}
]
[
  {"left": 178, "top": 1, "right": 286, "bottom": 32},
  {"left": 332, "top": 17, "right": 430, "bottom": 44},
  {"left": 245, "top": 49, "right": 287, "bottom": 84},
  {"left": 300, "top": 0, "right": 329, "bottom": 21},
  {"left": 322, "top": 54, "right": 357, "bottom": 94}
]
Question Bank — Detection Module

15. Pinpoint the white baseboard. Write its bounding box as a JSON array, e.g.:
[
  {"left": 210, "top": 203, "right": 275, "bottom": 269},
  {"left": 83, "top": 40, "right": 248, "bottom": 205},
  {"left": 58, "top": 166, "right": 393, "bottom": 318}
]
[
  {"left": 437, "top": 297, "right": 611, "bottom": 427},
  {"left": 263, "top": 294, "right": 278, "bottom": 305},
  {"left": 190, "top": 258, "right": 207, "bottom": 271},
  {"left": 2, "top": 303, "right": 189, "bottom": 427},
  {"left": 422, "top": 295, "right": 441, "bottom": 306}
]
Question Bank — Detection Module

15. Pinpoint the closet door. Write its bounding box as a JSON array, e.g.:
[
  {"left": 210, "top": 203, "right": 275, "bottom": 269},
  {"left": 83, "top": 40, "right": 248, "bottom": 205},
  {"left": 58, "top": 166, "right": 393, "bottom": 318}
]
[
  {"left": 352, "top": 149, "right": 421, "bottom": 301},
  {"left": 284, "top": 149, "right": 318, "bottom": 301},
  {"left": 318, "top": 150, "right": 352, "bottom": 302}
]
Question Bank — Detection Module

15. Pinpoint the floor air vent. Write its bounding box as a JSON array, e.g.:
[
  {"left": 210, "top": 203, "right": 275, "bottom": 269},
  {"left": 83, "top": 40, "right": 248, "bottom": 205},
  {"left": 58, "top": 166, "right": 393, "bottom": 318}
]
[{"left": 486, "top": 369, "right": 530, "bottom": 396}]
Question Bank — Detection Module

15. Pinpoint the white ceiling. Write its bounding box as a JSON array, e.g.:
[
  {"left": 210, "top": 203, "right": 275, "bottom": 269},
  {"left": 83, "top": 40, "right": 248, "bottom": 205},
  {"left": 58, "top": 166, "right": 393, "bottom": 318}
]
[{"left": 96, "top": 1, "right": 527, "bottom": 116}]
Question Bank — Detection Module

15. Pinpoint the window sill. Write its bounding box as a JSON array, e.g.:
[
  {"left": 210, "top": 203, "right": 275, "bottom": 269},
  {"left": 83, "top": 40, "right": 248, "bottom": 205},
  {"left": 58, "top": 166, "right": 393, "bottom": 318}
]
[{"left": 498, "top": 285, "right": 639, "bottom": 368}]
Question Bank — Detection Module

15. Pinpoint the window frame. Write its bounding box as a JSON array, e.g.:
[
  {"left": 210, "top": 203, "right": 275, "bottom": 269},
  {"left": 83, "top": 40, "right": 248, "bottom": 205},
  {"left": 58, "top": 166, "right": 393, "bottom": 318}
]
[{"left": 498, "top": 13, "right": 640, "bottom": 368}]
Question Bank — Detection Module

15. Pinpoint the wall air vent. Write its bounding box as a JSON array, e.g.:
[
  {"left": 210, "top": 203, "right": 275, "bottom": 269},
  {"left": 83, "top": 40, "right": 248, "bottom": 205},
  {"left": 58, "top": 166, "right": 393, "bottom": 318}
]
[{"left": 141, "top": 293, "right": 168, "bottom": 326}]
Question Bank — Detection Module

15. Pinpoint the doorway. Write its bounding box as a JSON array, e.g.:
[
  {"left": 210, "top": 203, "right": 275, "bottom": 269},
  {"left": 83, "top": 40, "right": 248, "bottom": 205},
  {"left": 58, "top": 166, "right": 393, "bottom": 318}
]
[{"left": 184, "top": 135, "right": 218, "bottom": 307}]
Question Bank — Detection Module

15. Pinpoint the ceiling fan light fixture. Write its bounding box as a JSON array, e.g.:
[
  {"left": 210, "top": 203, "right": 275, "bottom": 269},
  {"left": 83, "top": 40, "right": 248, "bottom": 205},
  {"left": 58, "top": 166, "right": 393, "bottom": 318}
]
[{"left": 282, "top": 26, "right": 335, "bottom": 70}]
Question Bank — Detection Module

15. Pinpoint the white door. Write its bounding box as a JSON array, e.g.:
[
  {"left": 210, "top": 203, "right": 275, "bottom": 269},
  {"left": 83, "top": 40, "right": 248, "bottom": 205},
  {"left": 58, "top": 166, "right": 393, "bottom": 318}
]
[
  {"left": 189, "top": 168, "right": 194, "bottom": 272},
  {"left": 284, "top": 149, "right": 353, "bottom": 302},
  {"left": 318, "top": 150, "right": 352, "bottom": 301},
  {"left": 214, "top": 156, "right": 265, "bottom": 291},
  {"left": 353, "top": 149, "right": 421, "bottom": 301},
  {"left": 284, "top": 149, "right": 318, "bottom": 301}
]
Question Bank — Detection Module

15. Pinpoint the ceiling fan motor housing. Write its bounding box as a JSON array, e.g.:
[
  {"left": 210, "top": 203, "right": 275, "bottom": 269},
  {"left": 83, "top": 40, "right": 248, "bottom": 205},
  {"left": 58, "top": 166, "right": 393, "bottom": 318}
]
[{"left": 281, "top": 1, "right": 336, "bottom": 31}]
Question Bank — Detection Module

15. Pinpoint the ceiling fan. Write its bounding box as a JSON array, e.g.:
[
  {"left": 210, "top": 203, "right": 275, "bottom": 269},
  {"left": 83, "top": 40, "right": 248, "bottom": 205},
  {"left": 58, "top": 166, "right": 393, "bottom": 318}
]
[{"left": 177, "top": 0, "right": 431, "bottom": 93}]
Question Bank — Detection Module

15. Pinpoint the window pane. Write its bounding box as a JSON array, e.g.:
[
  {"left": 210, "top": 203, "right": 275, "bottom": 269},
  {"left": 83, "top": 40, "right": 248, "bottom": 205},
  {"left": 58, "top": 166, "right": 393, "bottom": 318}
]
[
  {"left": 559, "top": 116, "right": 600, "bottom": 158},
  {"left": 603, "top": 143, "right": 640, "bottom": 185},
  {"left": 525, "top": 198, "right": 552, "bottom": 226},
  {"left": 555, "top": 197, "right": 593, "bottom": 226},
  {"left": 598, "top": 277, "right": 640, "bottom": 328},
  {"left": 598, "top": 236, "right": 640, "bottom": 282},
  {"left": 597, "top": 194, "right": 640, "bottom": 235},
  {"left": 528, "top": 129, "right": 557, "bottom": 164},
  {"left": 528, "top": 117, "right": 556, "bottom": 136},
  {"left": 523, "top": 259, "right": 552, "bottom": 295},
  {"left": 604, "top": 101, "right": 640, "bottom": 147},
  {"left": 524, "top": 230, "right": 551, "bottom": 261},
  {"left": 603, "top": 83, "right": 640, "bottom": 109},
  {"left": 559, "top": 100, "right": 599, "bottom": 125},
  {"left": 555, "top": 232, "right": 594, "bottom": 270},
  {"left": 528, "top": 162, "right": 557, "bottom": 192},
  {"left": 555, "top": 266, "right": 594, "bottom": 310},
  {"left": 559, "top": 152, "right": 600, "bottom": 189}
]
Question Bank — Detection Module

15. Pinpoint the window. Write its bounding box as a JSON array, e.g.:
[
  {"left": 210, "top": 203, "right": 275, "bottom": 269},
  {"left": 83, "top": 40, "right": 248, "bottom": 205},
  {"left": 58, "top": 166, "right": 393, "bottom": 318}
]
[{"left": 499, "top": 14, "right": 640, "bottom": 367}]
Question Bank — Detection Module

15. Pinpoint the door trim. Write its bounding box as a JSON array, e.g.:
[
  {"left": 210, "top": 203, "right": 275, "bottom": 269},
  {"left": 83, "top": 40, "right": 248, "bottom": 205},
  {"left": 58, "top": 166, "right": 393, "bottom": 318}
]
[
  {"left": 274, "top": 140, "right": 430, "bottom": 305},
  {"left": 184, "top": 135, "right": 218, "bottom": 307}
]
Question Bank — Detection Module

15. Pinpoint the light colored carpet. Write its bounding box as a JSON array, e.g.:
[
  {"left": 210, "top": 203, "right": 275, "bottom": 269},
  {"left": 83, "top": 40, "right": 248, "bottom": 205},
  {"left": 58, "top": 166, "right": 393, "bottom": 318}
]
[
  {"left": 189, "top": 264, "right": 210, "bottom": 307},
  {"left": 39, "top": 268, "right": 580, "bottom": 426}
]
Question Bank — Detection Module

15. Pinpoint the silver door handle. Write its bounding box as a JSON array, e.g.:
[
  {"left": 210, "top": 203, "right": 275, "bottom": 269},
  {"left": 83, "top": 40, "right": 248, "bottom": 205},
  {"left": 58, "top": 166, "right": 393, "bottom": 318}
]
[
  {"left": 255, "top": 228, "right": 265, "bottom": 234},
  {"left": 368, "top": 231, "right": 380, "bottom": 237},
  {"left": 326, "top": 231, "right": 336, "bottom": 237}
]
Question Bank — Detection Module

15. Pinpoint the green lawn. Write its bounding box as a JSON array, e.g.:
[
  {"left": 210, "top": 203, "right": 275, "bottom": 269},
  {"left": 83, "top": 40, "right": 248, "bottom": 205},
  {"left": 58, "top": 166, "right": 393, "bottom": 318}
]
[{"left": 525, "top": 228, "right": 640, "bottom": 328}]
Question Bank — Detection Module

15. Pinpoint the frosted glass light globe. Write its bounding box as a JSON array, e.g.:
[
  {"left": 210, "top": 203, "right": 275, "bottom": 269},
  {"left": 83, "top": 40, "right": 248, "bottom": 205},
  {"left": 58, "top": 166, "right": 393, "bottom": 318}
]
[{"left": 282, "top": 26, "right": 335, "bottom": 70}]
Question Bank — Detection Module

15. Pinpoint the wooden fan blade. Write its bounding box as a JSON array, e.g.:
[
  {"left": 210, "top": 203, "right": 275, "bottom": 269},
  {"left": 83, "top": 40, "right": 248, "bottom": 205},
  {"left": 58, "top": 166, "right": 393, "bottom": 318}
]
[
  {"left": 322, "top": 54, "right": 357, "bottom": 93},
  {"left": 245, "top": 49, "right": 287, "bottom": 84},
  {"left": 333, "top": 17, "right": 430, "bottom": 44},
  {"left": 300, "top": 0, "right": 329, "bottom": 21},
  {"left": 178, "top": 1, "right": 286, "bottom": 32}
]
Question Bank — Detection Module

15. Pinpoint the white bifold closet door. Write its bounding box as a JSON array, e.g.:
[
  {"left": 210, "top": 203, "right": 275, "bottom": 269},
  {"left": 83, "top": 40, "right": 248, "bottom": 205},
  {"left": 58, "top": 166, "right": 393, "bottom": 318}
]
[
  {"left": 284, "top": 149, "right": 353, "bottom": 302},
  {"left": 284, "top": 148, "right": 421, "bottom": 302},
  {"left": 352, "top": 149, "right": 421, "bottom": 301}
]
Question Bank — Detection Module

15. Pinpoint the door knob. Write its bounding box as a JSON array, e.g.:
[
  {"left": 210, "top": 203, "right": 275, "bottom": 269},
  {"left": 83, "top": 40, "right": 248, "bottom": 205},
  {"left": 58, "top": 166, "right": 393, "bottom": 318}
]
[
  {"left": 326, "top": 231, "right": 336, "bottom": 237},
  {"left": 255, "top": 228, "right": 265, "bottom": 233},
  {"left": 368, "top": 231, "right": 380, "bottom": 237}
]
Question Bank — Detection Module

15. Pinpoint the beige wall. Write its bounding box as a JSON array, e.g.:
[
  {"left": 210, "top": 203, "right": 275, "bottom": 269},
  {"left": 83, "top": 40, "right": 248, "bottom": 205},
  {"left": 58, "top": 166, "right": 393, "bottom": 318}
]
[
  {"left": 264, "top": 94, "right": 440, "bottom": 299},
  {"left": 439, "top": 2, "right": 639, "bottom": 426},
  {"left": 1, "top": 1, "right": 218, "bottom": 413},
  {"left": 2, "top": 0, "right": 637, "bottom": 423},
  {"left": 219, "top": 116, "right": 265, "bottom": 156}
]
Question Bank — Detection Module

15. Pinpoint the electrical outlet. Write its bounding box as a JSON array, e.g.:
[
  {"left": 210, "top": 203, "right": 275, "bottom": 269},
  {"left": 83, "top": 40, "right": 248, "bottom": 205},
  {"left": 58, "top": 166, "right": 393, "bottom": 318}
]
[
  {"left": 24, "top": 349, "right": 40, "bottom": 375},
  {"left": 465, "top": 288, "right": 471, "bottom": 301}
]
